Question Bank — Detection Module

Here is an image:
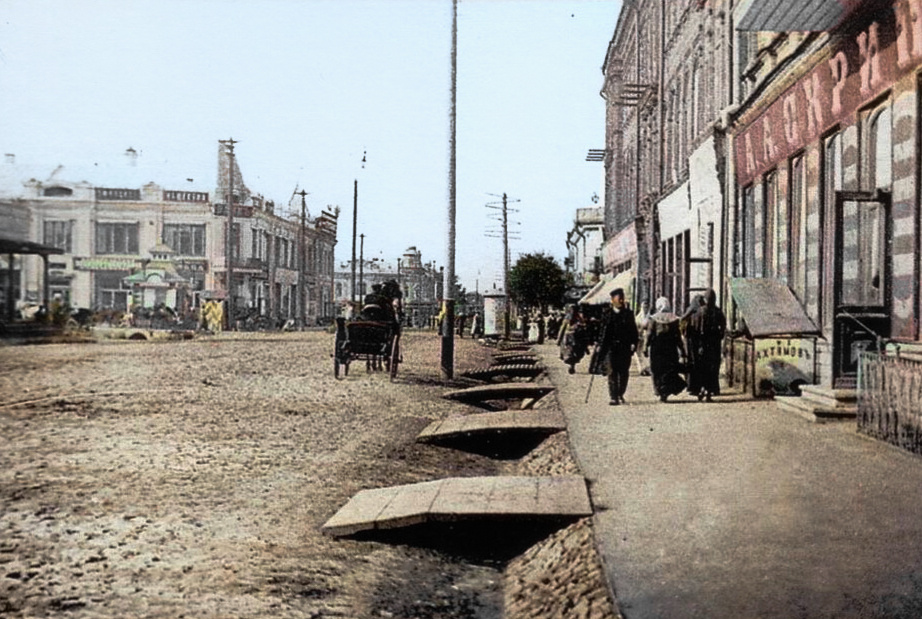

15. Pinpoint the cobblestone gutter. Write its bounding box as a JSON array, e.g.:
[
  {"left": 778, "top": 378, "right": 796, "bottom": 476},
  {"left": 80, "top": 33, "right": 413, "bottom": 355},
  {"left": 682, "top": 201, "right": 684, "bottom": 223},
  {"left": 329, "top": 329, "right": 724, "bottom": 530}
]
[{"left": 504, "top": 432, "right": 622, "bottom": 619}]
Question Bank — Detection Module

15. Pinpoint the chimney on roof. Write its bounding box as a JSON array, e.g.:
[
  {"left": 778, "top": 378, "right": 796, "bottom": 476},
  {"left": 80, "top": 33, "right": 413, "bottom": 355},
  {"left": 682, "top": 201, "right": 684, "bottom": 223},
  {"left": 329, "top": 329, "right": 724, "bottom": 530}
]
[
  {"left": 4, "top": 154, "right": 14, "bottom": 164},
  {"left": 125, "top": 147, "right": 138, "bottom": 167}
]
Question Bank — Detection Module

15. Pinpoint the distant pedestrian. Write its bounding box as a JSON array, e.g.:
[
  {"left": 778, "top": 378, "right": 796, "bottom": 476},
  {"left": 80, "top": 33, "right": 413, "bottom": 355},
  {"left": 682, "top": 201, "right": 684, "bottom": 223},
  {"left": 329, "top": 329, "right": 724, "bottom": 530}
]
[
  {"left": 644, "top": 297, "right": 687, "bottom": 402},
  {"left": 686, "top": 288, "right": 726, "bottom": 401},
  {"left": 634, "top": 300, "right": 651, "bottom": 376},
  {"left": 457, "top": 313, "right": 467, "bottom": 338},
  {"left": 591, "top": 288, "right": 639, "bottom": 406},
  {"left": 681, "top": 294, "right": 706, "bottom": 396},
  {"left": 470, "top": 312, "right": 484, "bottom": 338},
  {"left": 558, "top": 304, "right": 590, "bottom": 374}
]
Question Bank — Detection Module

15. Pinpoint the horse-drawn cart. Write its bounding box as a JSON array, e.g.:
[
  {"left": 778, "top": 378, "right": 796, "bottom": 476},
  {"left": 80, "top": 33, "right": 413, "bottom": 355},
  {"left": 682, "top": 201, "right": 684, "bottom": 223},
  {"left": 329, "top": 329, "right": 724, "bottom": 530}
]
[{"left": 333, "top": 280, "right": 403, "bottom": 380}]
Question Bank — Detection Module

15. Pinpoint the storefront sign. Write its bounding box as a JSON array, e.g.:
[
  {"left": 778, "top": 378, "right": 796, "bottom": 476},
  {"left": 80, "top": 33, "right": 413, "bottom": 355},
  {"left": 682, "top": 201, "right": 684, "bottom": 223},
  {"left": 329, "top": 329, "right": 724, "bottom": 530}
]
[
  {"left": 176, "top": 260, "right": 209, "bottom": 274},
  {"left": 74, "top": 257, "right": 139, "bottom": 271},
  {"left": 164, "top": 190, "right": 209, "bottom": 203},
  {"left": 602, "top": 222, "right": 636, "bottom": 269},
  {"left": 95, "top": 187, "right": 140, "bottom": 201},
  {"left": 754, "top": 337, "right": 815, "bottom": 395},
  {"left": 735, "top": 2, "right": 922, "bottom": 185}
]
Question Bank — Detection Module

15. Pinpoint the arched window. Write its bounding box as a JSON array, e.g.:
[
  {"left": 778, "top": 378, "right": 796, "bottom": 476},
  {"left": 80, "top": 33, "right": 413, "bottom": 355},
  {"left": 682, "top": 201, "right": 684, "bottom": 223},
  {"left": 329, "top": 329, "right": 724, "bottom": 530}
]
[{"left": 43, "top": 186, "right": 73, "bottom": 197}]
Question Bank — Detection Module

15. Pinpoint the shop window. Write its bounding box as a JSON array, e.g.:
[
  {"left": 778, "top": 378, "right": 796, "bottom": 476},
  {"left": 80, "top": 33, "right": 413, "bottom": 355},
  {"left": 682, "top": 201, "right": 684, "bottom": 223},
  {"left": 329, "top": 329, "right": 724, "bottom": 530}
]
[
  {"left": 763, "top": 171, "right": 786, "bottom": 279},
  {"left": 94, "top": 270, "right": 130, "bottom": 310},
  {"left": 43, "top": 220, "right": 73, "bottom": 252},
  {"left": 163, "top": 224, "right": 206, "bottom": 256},
  {"left": 869, "top": 106, "right": 892, "bottom": 190},
  {"left": 789, "top": 155, "right": 808, "bottom": 302},
  {"left": 95, "top": 222, "right": 139, "bottom": 255}
]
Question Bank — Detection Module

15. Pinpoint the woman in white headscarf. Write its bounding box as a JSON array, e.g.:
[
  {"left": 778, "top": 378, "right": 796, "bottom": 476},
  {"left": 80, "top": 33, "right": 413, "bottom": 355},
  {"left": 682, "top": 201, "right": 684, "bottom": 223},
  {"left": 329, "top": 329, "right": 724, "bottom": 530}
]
[{"left": 644, "top": 297, "right": 687, "bottom": 402}]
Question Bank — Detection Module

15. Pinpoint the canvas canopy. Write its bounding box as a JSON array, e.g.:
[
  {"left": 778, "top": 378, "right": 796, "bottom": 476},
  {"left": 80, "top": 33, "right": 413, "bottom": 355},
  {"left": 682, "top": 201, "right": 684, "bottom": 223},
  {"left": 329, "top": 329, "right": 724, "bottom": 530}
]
[{"left": 579, "top": 270, "right": 634, "bottom": 306}]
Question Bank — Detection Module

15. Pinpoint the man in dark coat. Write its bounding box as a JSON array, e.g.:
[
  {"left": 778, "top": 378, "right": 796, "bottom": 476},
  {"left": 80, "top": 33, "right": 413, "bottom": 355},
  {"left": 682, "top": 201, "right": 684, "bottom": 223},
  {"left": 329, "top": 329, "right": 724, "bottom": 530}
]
[
  {"left": 686, "top": 288, "right": 726, "bottom": 401},
  {"left": 591, "top": 288, "right": 639, "bottom": 406}
]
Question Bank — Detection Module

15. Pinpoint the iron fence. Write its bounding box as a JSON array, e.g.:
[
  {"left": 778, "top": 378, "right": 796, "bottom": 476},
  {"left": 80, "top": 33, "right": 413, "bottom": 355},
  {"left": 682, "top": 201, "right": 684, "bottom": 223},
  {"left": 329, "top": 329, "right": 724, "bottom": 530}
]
[{"left": 858, "top": 350, "right": 922, "bottom": 454}]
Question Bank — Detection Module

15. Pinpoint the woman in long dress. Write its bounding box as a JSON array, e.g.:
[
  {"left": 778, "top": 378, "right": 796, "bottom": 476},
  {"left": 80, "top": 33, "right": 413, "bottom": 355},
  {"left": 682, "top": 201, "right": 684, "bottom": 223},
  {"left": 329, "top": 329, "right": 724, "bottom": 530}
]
[
  {"left": 644, "top": 297, "right": 687, "bottom": 402},
  {"left": 686, "top": 288, "right": 726, "bottom": 401},
  {"left": 681, "top": 294, "right": 705, "bottom": 398}
]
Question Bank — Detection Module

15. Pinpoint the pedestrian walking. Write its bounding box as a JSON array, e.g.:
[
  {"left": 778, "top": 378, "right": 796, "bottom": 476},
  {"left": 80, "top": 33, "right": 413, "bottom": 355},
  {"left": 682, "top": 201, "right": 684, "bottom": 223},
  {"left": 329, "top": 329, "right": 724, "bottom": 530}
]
[
  {"left": 644, "top": 296, "right": 687, "bottom": 402},
  {"left": 634, "top": 300, "right": 651, "bottom": 376},
  {"left": 686, "top": 288, "right": 726, "bottom": 401},
  {"left": 558, "top": 304, "right": 590, "bottom": 374},
  {"left": 591, "top": 288, "right": 639, "bottom": 406},
  {"left": 470, "top": 312, "right": 484, "bottom": 338},
  {"left": 681, "top": 294, "right": 705, "bottom": 396}
]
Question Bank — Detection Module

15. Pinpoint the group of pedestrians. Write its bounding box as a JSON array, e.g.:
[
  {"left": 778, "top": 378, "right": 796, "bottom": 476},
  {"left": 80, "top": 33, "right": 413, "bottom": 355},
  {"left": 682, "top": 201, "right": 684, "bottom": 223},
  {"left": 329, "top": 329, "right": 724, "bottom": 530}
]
[{"left": 569, "top": 287, "right": 726, "bottom": 406}]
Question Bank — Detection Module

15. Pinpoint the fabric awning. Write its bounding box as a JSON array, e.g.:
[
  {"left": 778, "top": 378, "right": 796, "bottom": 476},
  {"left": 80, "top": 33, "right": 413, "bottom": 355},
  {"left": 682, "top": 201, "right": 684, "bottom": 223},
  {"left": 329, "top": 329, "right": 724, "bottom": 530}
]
[
  {"left": 579, "top": 270, "right": 634, "bottom": 306},
  {"left": 730, "top": 278, "right": 821, "bottom": 337}
]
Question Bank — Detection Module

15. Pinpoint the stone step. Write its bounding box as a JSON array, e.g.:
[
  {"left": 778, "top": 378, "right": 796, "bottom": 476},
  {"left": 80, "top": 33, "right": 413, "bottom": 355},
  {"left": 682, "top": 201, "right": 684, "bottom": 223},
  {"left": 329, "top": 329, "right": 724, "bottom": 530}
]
[
  {"left": 775, "top": 395, "right": 857, "bottom": 423},
  {"left": 798, "top": 384, "right": 857, "bottom": 409}
]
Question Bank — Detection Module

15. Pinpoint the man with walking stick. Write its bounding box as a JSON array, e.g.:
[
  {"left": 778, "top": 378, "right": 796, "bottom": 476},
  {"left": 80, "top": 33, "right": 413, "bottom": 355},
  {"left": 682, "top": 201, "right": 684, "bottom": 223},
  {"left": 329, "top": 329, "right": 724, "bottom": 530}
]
[{"left": 589, "top": 288, "right": 639, "bottom": 406}]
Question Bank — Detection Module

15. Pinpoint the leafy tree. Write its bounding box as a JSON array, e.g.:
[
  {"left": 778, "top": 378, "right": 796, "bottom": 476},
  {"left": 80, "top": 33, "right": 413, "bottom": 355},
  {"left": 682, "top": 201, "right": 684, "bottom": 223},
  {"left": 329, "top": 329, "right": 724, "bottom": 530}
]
[{"left": 507, "top": 252, "right": 567, "bottom": 311}]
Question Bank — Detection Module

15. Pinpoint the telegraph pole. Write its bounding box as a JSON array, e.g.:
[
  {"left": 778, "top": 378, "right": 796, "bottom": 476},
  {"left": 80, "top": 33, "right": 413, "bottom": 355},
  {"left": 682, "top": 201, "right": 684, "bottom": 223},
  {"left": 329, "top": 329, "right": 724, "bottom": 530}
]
[
  {"left": 358, "top": 233, "right": 365, "bottom": 301},
  {"left": 441, "top": 0, "right": 457, "bottom": 379},
  {"left": 486, "top": 192, "right": 519, "bottom": 339},
  {"left": 351, "top": 152, "right": 366, "bottom": 307},
  {"left": 295, "top": 189, "right": 308, "bottom": 328},
  {"left": 502, "top": 193, "right": 510, "bottom": 339},
  {"left": 220, "top": 138, "right": 237, "bottom": 329},
  {"left": 351, "top": 180, "right": 358, "bottom": 306}
]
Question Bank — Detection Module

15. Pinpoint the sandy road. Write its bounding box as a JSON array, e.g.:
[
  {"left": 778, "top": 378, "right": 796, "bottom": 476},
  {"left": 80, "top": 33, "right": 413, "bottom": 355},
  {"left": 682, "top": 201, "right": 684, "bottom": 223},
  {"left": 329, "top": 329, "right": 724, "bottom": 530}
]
[{"left": 0, "top": 330, "right": 508, "bottom": 618}]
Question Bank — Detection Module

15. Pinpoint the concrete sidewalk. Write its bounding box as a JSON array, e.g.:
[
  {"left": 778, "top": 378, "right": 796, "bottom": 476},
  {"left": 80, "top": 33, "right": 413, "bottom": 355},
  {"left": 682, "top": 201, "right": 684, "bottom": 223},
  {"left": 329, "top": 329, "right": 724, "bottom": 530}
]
[{"left": 537, "top": 343, "right": 922, "bottom": 619}]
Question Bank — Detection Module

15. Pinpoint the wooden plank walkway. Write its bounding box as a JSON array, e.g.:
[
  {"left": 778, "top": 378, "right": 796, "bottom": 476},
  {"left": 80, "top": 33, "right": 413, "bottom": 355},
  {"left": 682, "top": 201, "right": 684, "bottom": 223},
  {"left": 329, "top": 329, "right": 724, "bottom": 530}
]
[
  {"left": 442, "top": 382, "right": 555, "bottom": 404},
  {"left": 417, "top": 410, "right": 565, "bottom": 442},
  {"left": 322, "top": 476, "right": 592, "bottom": 537}
]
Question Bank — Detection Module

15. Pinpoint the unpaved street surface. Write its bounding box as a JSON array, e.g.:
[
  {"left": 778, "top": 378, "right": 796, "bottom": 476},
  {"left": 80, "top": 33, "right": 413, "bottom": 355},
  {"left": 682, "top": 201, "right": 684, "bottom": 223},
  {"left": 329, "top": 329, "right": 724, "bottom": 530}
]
[{"left": 1, "top": 331, "right": 513, "bottom": 618}]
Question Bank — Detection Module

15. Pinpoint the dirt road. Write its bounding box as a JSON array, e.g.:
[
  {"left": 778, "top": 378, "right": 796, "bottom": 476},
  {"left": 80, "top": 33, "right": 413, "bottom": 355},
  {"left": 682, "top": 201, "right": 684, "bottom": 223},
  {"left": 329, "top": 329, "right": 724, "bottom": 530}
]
[{"left": 0, "top": 330, "right": 616, "bottom": 618}]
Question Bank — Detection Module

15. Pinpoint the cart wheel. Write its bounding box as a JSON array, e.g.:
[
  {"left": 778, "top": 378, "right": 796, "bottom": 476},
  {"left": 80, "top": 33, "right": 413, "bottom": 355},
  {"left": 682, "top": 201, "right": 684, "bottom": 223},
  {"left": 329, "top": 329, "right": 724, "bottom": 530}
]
[{"left": 389, "top": 338, "right": 400, "bottom": 381}]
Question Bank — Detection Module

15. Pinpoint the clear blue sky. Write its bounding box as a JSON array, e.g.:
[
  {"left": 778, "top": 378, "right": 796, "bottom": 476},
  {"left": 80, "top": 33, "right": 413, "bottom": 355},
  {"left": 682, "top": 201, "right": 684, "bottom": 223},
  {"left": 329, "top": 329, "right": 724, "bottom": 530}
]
[{"left": 0, "top": 0, "right": 620, "bottom": 292}]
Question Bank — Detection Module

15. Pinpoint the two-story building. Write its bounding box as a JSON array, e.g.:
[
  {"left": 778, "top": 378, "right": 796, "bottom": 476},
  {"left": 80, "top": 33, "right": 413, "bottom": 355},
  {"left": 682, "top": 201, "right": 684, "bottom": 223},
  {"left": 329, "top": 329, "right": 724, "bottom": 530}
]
[{"left": 0, "top": 143, "right": 337, "bottom": 327}]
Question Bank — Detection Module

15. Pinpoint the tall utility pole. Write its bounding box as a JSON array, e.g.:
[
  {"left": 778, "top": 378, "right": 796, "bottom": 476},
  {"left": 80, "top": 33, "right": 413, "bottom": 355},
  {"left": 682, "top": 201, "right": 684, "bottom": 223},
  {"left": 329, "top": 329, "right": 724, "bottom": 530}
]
[
  {"left": 351, "top": 152, "right": 366, "bottom": 307},
  {"left": 351, "top": 179, "right": 358, "bottom": 306},
  {"left": 441, "top": 0, "right": 457, "bottom": 379},
  {"left": 358, "top": 233, "right": 365, "bottom": 301},
  {"left": 486, "top": 192, "right": 519, "bottom": 339},
  {"left": 502, "top": 193, "right": 510, "bottom": 340},
  {"left": 220, "top": 138, "right": 237, "bottom": 329},
  {"left": 295, "top": 189, "right": 308, "bottom": 328}
]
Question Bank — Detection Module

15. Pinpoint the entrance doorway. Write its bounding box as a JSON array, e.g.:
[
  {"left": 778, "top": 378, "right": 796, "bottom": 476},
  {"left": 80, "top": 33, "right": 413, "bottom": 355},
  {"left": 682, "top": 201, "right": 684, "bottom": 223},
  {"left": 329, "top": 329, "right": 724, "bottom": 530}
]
[{"left": 832, "top": 190, "right": 891, "bottom": 387}]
